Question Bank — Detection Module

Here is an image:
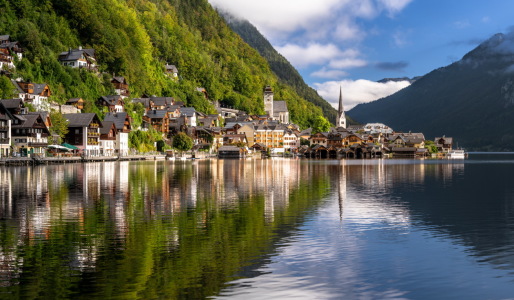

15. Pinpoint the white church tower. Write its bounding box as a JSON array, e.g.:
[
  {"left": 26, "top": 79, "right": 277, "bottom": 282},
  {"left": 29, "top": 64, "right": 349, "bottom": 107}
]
[
  {"left": 264, "top": 85, "right": 274, "bottom": 117},
  {"left": 337, "top": 86, "right": 346, "bottom": 128}
]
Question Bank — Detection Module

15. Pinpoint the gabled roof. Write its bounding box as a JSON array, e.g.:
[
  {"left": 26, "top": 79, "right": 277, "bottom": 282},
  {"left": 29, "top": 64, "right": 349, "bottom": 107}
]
[
  {"left": 58, "top": 48, "right": 95, "bottom": 61},
  {"left": 150, "top": 96, "right": 173, "bottom": 107},
  {"left": 273, "top": 100, "right": 288, "bottom": 113},
  {"left": 66, "top": 98, "right": 83, "bottom": 103},
  {"left": 180, "top": 107, "right": 197, "bottom": 117},
  {"left": 12, "top": 114, "right": 45, "bottom": 130},
  {"left": 99, "top": 95, "right": 123, "bottom": 106},
  {"left": 100, "top": 121, "right": 115, "bottom": 135},
  {"left": 145, "top": 109, "right": 167, "bottom": 119},
  {"left": 165, "top": 64, "right": 178, "bottom": 73},
  {"left": 0, "top": 35, "right": 10, "bottom": 42},
  {"left": 104, "top": 112, "right": 130, "bottom": 131},
  {"left": 63, "top": 113, "right": 98, "bottom": 127},
  {"left": 111, "top": 76, "right": 126, "bottom": 84},
  {"left": 0, "top": 98, "right": 23, "bottom": 109}
]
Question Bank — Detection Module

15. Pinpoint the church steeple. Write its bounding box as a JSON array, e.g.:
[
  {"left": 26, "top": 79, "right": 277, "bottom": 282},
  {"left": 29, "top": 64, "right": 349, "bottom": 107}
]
[{"left": 337, "top": 86, "right": 346, "bottom": 128}]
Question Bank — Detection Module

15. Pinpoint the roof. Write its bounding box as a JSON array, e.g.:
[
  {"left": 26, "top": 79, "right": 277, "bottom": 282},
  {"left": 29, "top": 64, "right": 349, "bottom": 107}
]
[
  {"left": 58, "top": 48, "right": 95, "bottom": 61},
  {"left": 12, "top": 114, "right": 41, "bottom": 129},
  {"left": 63, "top": 113, "right": 97, "bottom": 127},
  {"left": 0, "top": 98, "right": 23, "bottom": 109},
  {"left": 145, "top": 109, "right": 167, "bottom": 119},
  {"left": 111, "top": 76, "right": 126, "bottom": 84},
  {"left": 273, "top": 100, "right": 288, "bottom": 113},
  {"left": 104, "top": 112, "right": 129, "bottom": 131},
  {"left": 66, "top": 98, "right": 83, "bottom": 103},
  {"left": 0, "top": 35, "right": 9, "bottom": 42},
  {"left": 99, "top": 121, "right": 114, "bottom": 134},
  {"left": 32, "top": 83, "right": 48, "bottom": 95},
  {"left": 99, "top": 95, "right": 122, "bottom": 105},
  {"left": 165, "top": 64, "right": 178, "bottom": 73},
  {"left": 180, "top": 107, "right": 197, "bottom": 117},
  {"left": 151, "top": 97, "right": 173, "bottom": 106}
]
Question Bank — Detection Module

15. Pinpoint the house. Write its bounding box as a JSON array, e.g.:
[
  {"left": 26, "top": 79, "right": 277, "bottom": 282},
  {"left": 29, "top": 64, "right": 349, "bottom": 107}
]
[
  {"left": 12, "top": 80, "right": 51, "bottom": 111},
  {"left": 65, "top": 98, "right": 85, "bottom": 110},
  {"left": 0, "top": 102, "right": 13, "bottom": 157},
  {"left": 222, "top": 133, "right": 248, "bottom": 146},
  {"left": 435, "top": 136, "right": 453, "bottom": 152},
  {"left": 111, "top": 77, "right": 130, "bottom": 98},
  {"left": 104, "top": 112, "right": 132, "bottom": 156},
  {"left": 98, "top": 95, "right": 124, "bottom": 113},
  {"left": 63, "top": 113, "right": 102, "bottom": 156},
  {"left": 195, "top": 87, "right": 208, "bottom": 99},
  {"left": 0, "top": 35, "right": 22, "bottom": 69},
  {"left": 150, "top": 97, "right": 174, "bottom": 110},
  {"left": 309, "top": 132, "right": 329, "bottom": 147},
  {"left": 0, "top": 98, "right": 25, "bottom": 115},
  {"left": 180, "top": 107, "right": 197, "bottom": 127},
  {"left": 58, "top": 46, "right": 97, "bottom": 71},
  {"left": 283, "top": 129, "right": 299, "bottom": 151},
  {"left": 10, "top": 113, "right": 49, "bottom": 157},
  {"left": 218, "top": 145, "right": 244, "bottom": 158},
  {"left": 99, "top": 121, "right": 117, "bottom": 156},
  {"left": 165, "top": 64, "right": 179, "bottom": 78},
  {"left": 363, "top": 123, "right": 394, "bottom": 134},
  {"left": 253, "top": 124, "right": 289, "bottom": 153},
  {"left": 143, "top": 109, "right": 169, "bottom": 134}
]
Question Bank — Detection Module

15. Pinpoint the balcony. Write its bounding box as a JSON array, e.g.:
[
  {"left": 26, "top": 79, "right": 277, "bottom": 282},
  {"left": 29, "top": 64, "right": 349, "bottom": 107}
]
[
  {"left": 28, "top": 142, "right": 48, "bottom": 147},
  {"left": 0, "top": 138, "right": 9, "bottom": 144}
]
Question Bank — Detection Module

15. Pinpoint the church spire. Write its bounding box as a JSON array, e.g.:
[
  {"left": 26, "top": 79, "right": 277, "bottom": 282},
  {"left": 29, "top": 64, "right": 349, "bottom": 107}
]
[{"left": 337, "top": 85, "right": 346, "bottom": 128}]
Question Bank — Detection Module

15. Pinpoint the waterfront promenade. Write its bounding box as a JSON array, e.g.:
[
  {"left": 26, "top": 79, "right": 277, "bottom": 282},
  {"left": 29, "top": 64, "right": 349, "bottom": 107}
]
[{"left": 0, "top": 154, "right": 167, "bottom": 166}]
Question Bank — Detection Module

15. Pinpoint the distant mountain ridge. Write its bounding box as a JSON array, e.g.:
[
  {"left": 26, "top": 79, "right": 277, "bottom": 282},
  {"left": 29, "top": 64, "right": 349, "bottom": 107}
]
[
  {"left": 377, "top": 77, "right": 421, "bottom": 84},
  {"left": 219, "top": 11, "right": 344, "bottom": 124},
  {"left": 348, "top": 32, "right": 514, "bottom": 151}
]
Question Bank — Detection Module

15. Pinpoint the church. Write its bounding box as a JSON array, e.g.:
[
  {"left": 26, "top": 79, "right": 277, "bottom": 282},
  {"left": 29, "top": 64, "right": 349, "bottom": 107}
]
[{"left": 263, "top": 86, "right": 289, "bottom": 124}]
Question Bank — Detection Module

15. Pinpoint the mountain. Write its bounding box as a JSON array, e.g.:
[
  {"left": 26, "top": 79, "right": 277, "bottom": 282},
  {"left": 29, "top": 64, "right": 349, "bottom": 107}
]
[
  {"left": 377, "top": 77, "right": 421, "bottom": 84},
  {"left": 218, "top": 11, "right": 343, "bottom": 124},
  {"left": 348, "top": 32, "right": 514, "bottom": 151},
  {"left": 0, "top": 0, "right": 326, "bottom": 128}
]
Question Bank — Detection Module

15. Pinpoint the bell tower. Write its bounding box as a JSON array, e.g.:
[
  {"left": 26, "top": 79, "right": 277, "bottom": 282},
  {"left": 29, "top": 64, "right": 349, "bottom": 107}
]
[
  {"left": 264, "top": 85, "right": 274, "bottom": 118},
  {"left": 337, "top": 86, "right": 346, "bottom": 128}
]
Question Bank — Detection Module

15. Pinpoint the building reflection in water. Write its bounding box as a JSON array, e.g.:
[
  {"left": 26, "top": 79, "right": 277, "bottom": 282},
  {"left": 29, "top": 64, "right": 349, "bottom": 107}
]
[{"left": 0, "top": 158, "right": 468, "bottom": 288}]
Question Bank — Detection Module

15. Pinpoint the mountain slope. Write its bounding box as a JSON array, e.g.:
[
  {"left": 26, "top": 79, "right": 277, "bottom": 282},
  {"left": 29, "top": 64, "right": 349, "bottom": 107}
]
[
  {"left": 348, "top": 33, "right": 514, "bottom": 151},
  {"left": 219, "top": 12, "right": 341, "bottom": 124},
  {"left": 0, "top": 0, "right": 325, "bottom": 128}
]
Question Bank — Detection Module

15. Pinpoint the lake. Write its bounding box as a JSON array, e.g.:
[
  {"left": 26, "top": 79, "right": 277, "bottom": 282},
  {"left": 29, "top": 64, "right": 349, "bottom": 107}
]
[{"left": 1, "top": 155, "right": 514, "bottom": 299}]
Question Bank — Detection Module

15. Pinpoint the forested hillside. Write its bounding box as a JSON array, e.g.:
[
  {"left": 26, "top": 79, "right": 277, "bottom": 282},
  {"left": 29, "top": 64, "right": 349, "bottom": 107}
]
[
  {"left": 220, "top": 12, "right": 340, "bottom": 124},
  {"left": 0, "top": 0, "right": 327, "bottom": 128},
  {"left": 348, "top": 33, "right": 514, "bottom": 151}
]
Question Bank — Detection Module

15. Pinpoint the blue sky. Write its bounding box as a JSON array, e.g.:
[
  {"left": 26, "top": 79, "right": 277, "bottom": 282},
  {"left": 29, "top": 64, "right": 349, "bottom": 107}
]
[{"left": 209, "top": 0, "right": 514, "bottom": 109}]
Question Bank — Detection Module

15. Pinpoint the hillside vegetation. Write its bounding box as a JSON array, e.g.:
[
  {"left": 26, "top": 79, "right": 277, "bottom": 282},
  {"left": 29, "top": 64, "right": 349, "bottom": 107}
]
[{"left": 0, "top": 0, "right": 327, "bottom": 128}]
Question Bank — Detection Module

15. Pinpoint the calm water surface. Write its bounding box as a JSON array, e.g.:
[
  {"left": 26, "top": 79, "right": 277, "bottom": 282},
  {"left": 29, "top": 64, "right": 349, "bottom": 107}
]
[{"left": 1, "top": 155, "right": 514, "bottom": 299}]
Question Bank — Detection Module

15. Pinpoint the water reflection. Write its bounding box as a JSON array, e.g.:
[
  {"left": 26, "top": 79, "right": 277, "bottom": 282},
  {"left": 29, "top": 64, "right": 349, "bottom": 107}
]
[
  {"left": 2, "top": 157, "right": 514, "bottom": 299},
  {"left": 0, "top": 159, "right": 329, "bottom": 299}
]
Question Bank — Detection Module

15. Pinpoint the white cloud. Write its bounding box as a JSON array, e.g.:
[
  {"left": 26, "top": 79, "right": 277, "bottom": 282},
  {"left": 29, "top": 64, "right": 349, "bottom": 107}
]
[
  {"left": 314, "top": 79, "right": 411, "bottom": 110},
  {"left": 311, "top": 68, "right": 348, "bottom": 79},
  {"left": 276, "top": 43, "right": 366, "bottom": 70},
  {"left": 378, "top": 0, "right": 412, "bottom": 16}
]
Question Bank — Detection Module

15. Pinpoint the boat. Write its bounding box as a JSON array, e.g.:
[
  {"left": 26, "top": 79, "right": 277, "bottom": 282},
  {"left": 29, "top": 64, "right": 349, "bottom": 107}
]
[{"left": 448, "top": 149, "right": 466, "bottom": 159}]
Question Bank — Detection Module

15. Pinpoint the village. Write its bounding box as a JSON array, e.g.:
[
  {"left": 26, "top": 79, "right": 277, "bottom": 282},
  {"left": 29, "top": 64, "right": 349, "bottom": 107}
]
[{"left": 0, "top": 35, "right": 457, "bottom": 162}]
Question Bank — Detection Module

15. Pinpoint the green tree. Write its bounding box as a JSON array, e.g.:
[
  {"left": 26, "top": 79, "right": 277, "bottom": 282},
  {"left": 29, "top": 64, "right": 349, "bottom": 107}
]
[
  {"left": 172, "top": 132, "right": 193, "bottom": 152},
  {"left": 312, "top": 116, "right": 331, "bottom": 133},
  {"left": 0, "top": 76, "right": 14, "bottom": 99},
  {"left": 49, "top": 110, "right": 69, "bottom": 144}
]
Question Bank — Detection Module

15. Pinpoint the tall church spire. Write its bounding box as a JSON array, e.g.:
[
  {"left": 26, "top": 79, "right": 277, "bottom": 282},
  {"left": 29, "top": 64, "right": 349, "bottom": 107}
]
[{"left": 337, "top": 85, "right": 346, "bottom": 128}]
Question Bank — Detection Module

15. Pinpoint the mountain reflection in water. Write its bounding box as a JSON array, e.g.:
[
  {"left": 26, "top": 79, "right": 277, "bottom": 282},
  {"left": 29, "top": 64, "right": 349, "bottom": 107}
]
[{"left": 0, "top": 156, "right": 514, "bottom": 299}]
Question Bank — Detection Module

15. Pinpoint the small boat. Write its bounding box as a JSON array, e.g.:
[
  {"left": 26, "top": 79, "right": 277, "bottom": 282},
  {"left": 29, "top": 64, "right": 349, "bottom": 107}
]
[{"left": 448, "top": 149, "right": 466, "bottom": 159}]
